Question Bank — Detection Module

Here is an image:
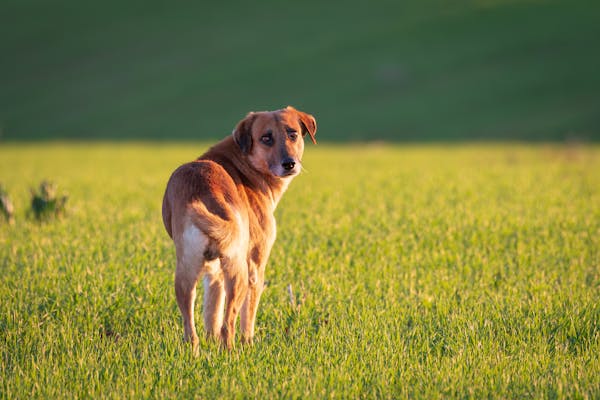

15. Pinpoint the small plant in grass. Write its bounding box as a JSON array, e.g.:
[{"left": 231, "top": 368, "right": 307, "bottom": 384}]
[
  {"left": 0, "top": 183, "right": 14, "bottom": 224},
  {"left": 30, "top": 180, "right": 68, "bottom": 221}
]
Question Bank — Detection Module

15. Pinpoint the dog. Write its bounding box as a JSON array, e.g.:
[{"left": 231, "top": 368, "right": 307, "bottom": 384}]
[{"left": 162, "top": 106, "right": 317, "bottom": 351}]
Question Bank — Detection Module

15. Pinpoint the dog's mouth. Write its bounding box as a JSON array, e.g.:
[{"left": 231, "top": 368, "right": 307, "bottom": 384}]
[{"left": 279, "top": 170, "right": 298, "bottom": 177}]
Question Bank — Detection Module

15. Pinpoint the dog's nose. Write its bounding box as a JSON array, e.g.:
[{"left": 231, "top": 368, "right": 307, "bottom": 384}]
[{"left": 281, "top": 158, "right": 296, "bottom": 171}]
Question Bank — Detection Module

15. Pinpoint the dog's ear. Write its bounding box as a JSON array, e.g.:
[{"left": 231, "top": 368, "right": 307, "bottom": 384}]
[
  {"left": 233, "top": 112, "right": 256, "bottom": 153},
  {"left": 287, "top": 106, "right": 317, "bottom": 144}
]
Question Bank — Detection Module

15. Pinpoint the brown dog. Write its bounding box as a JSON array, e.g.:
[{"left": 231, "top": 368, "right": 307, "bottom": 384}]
[{"left": 162, "top": 106, "right": 317, "bottom": 351}]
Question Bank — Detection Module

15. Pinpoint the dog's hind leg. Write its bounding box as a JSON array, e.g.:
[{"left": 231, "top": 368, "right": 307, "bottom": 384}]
[
  {"left": 174, "top": 223, "right": 208, "bottom": 355},
  {"left": 175, "top": 263, "right": 201, "bottom": 354}
]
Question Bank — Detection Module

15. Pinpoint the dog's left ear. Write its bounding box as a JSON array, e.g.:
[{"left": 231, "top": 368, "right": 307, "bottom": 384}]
[
  {"left": 287, "top": 106, "right": 317, "bottom": 144},
  {"left": 233, "top": 112, "right": 257, "bottom": 154}
]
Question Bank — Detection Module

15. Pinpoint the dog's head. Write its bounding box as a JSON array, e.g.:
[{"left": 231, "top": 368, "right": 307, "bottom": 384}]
[{"left": 233, "top": 106, "right": 317, "bottom": 178}]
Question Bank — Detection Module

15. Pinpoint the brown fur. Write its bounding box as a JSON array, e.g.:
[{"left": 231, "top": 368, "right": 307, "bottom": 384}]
[{"left": 162, "top": 106, "right": 316, "bottom": 351}]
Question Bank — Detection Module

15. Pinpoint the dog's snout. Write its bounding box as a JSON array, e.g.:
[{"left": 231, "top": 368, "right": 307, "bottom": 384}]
[{"left": 281, "top": 158, "right": 296, "bottom": 171}]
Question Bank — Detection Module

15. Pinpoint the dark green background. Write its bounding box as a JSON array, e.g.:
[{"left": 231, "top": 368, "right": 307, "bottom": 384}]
[{"left": 1, "top": 0, "right": 599, "bottom": 141}]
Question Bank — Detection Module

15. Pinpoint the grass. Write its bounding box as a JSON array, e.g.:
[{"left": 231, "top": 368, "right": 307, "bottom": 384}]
[
  {"left": 1, "top": 142, "right": 599, "bottom": 398},
  {"left": 1, "top": 0, "right": 600, "bottom": 141}
]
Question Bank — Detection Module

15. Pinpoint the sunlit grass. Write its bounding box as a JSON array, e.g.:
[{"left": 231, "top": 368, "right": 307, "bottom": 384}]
[{"left": 1, "top": 142, "right": 599, "bottom": 398}]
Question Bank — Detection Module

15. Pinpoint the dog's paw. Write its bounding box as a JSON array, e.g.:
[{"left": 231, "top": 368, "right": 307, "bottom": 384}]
[
  {"left": 241, "top": 335, "right": 254, "bottom": 346},
  {"left": 184, "top": 333, "right": 200, "bottom": 357},
  {"left": 192, "top": 341, "right": 200, "bottom": 357}
]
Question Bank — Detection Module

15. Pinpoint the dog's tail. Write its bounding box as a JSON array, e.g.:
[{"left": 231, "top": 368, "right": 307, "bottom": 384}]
[
  {"left": 188, "top": 202, "right": 241, "bottom": 254},
  {"left": 162, "top": 192, "right": 173, "bottom": 239}
]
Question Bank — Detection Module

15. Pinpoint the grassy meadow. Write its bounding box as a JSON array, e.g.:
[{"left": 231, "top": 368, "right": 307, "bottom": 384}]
[{"left": 1, "top": 142, "right": 599, "bottom": 398}]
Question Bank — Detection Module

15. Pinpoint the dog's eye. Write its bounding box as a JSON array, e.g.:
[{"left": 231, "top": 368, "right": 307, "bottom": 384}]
[
  {"left": 260, "top": 133, "right": 274, "bottom": 146},
  {"left": 287, "top": 130, "right": 298, "bottom": 141}
]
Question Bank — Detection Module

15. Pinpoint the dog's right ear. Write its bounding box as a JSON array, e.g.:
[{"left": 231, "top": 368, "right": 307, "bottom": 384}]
[{"left": 233, "top": 112, "right": 256, "bottom": 154}]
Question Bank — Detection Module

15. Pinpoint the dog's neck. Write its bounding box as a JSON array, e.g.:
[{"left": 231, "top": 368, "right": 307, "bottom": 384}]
[{"left": 200, "top": 136, "right": 292, "bottom": 210}]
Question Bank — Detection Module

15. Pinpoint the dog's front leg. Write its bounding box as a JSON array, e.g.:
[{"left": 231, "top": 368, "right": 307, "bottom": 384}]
[
  {"left": 220, "top": 256, "right": 248, "bottom": 350},
  {"left": 240, "top": 266, "right": 265, "bottom": 344}
]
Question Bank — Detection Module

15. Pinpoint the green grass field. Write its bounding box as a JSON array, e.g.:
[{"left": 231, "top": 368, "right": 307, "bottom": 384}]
[{"left": 1, "top": 142, "right": 598, "bottom": 398}]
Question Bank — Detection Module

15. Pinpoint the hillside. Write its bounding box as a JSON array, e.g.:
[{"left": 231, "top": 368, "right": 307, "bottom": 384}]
[{"left": 1, "top": 0, "right": 599, "bottom": 141}]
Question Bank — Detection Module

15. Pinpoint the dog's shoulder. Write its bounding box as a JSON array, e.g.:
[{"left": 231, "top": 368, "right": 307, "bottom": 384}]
[{"left": 198, "top": 137, "right": 247, "bottom": 181}]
